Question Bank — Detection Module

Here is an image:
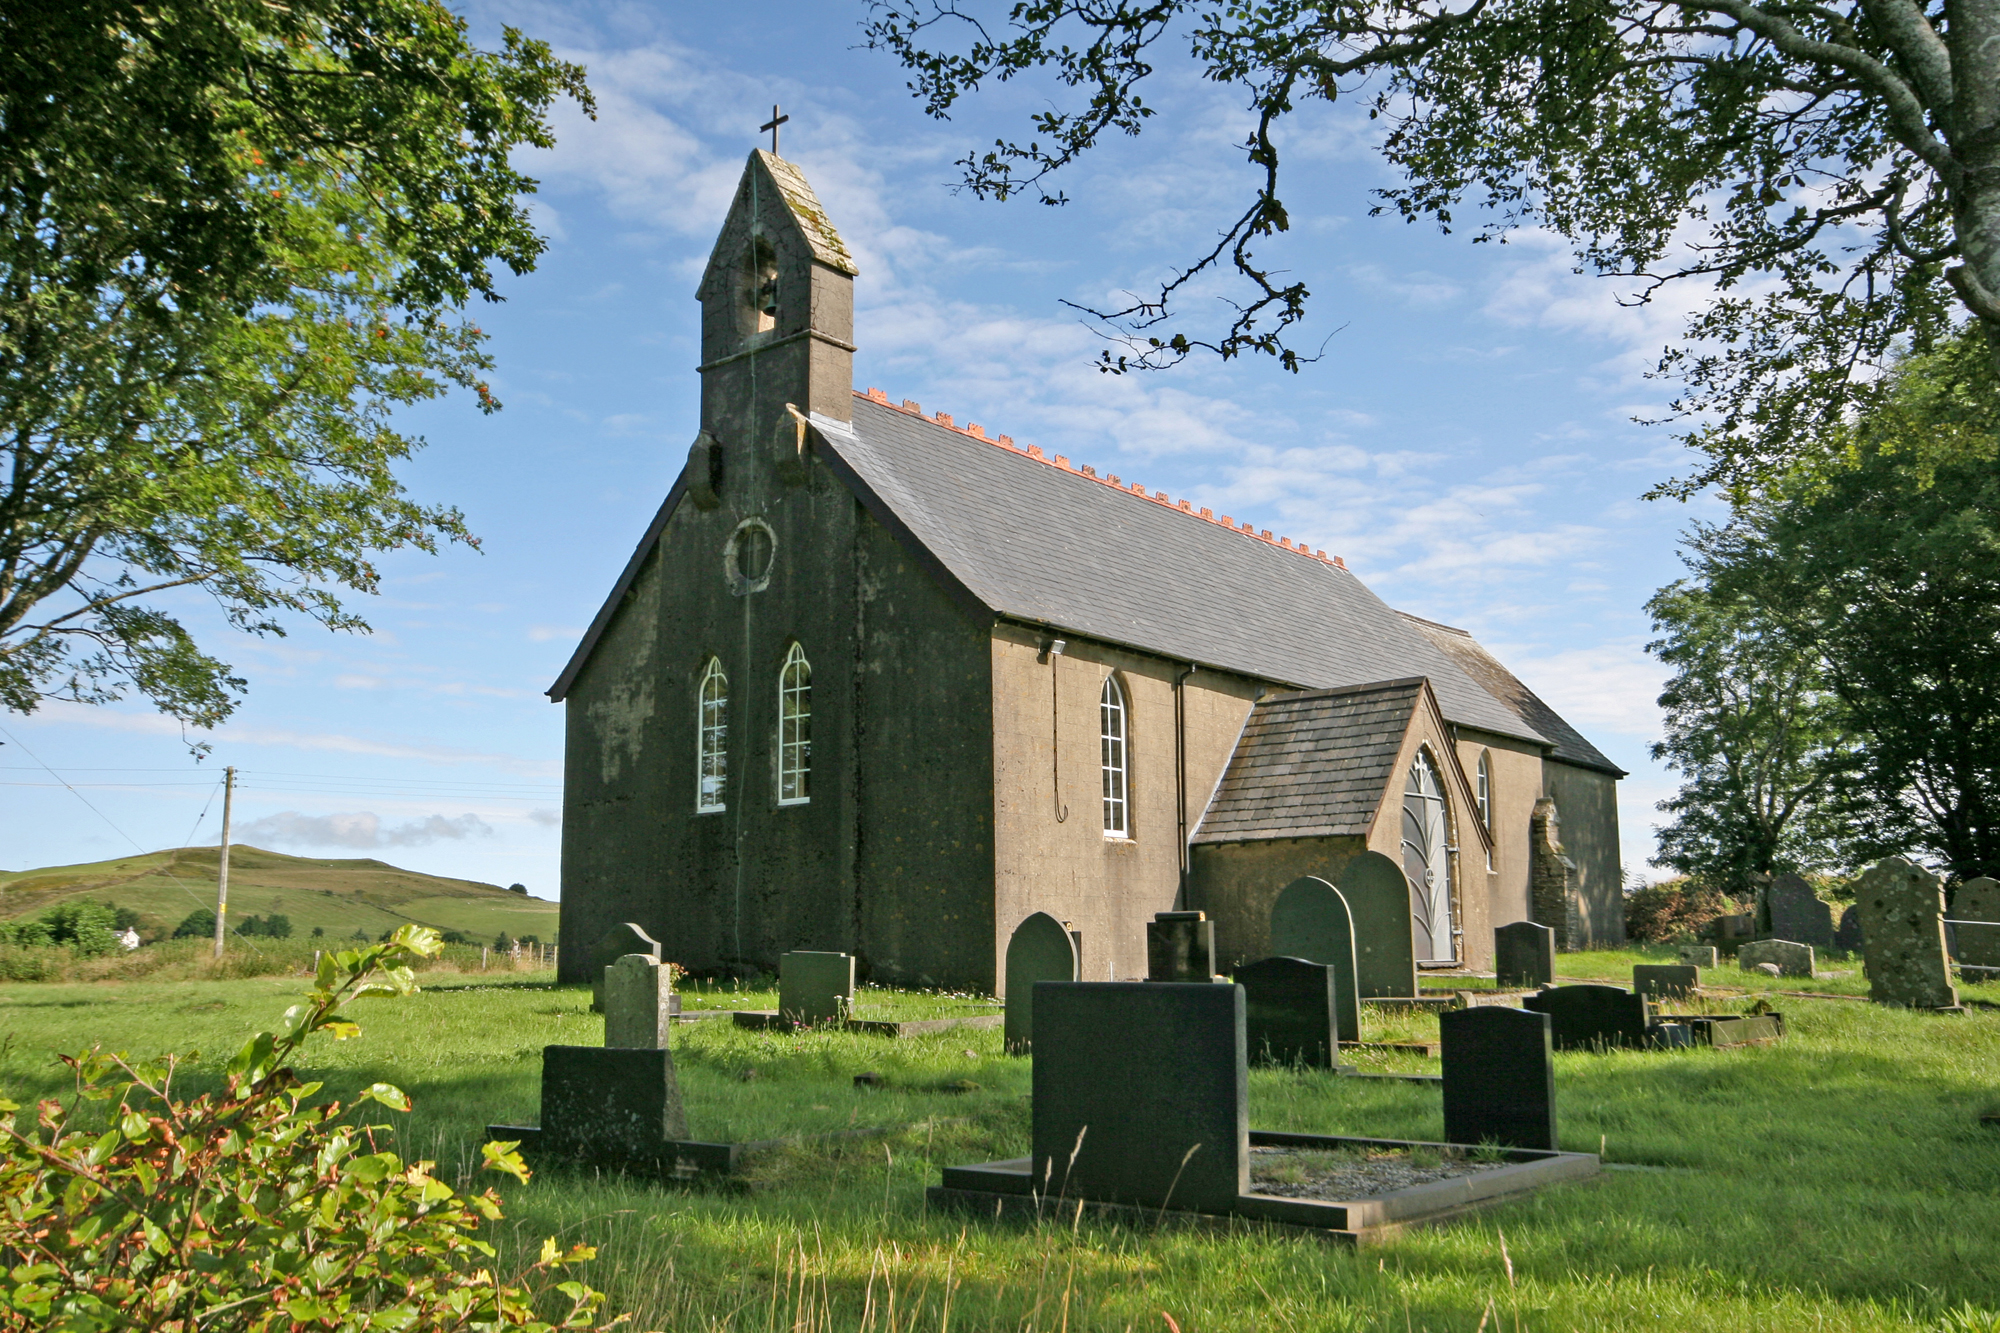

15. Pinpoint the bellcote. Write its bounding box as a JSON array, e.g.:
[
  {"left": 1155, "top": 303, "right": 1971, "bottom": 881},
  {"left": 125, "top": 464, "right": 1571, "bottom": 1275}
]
[{"left": 696, "top": 151, "right": 856, "bottom": 426}]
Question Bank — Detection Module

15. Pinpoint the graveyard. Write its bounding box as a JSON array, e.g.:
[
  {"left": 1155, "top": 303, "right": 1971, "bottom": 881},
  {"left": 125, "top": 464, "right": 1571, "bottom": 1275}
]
[{"left": 5, "top": 929, "right": 2000, "bottom": 1332}]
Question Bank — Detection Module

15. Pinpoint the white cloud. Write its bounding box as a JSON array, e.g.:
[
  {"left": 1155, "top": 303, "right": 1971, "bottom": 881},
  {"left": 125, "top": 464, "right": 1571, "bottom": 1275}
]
[{"left": 234, "top": 810, "right": 495, "bottom": 850}]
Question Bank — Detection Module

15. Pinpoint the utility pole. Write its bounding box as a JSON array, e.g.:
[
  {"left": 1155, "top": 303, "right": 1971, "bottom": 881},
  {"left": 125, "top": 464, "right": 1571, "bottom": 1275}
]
[{"left": 213, "top": 766, "right": 235, "bottom": 959}]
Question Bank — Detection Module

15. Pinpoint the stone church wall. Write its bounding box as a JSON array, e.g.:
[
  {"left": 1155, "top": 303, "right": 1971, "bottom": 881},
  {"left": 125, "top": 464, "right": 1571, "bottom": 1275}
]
[
  {"left": 1543, "top": 761, "right": 1625, "bottom": 945},
  {"left": 988, "top": 625, "right": 1260, "bottom": 989}
]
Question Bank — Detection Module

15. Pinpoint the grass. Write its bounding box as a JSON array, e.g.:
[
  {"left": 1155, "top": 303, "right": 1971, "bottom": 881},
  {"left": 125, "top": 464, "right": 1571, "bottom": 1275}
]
[{"left": 4, "top": 953, "right": 2000, "bottom": 1331}]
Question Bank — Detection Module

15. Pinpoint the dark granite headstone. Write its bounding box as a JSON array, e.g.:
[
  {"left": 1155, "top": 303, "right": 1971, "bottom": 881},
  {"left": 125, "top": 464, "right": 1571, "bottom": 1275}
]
[
  {"left": 590, "top": 922, "right": 661, "bottom": 1013},
  {"left": 780, "top": 951, "right": 854, "bottom": 1025},
  {"left": 1146, "top": 912, "right": 1217, "bottom": 982},
  {"left": 1440, "top": 1007, "right": 1557, "bottom": 1151},
  {"left": 1495, "top": 921, "right": 1555, "bottom": 988},
  {"left": 1340, "top": 851, "right": 1419, "bottom": 998},
  {"left": 1765, "top": 874, "right": 1835, "bottom": 948},
  {"left": 1633, "top": 964, "right": 1699, "bottom": 1001},
  {"left": 1031, "top": 981, "right": 1247, "bottom": 1212},
  {"left": 1268, "top": 876, "right": 1361, "bottom": 1042},
  {"left": 1004, "top": 912, "right": 1079, "bottom": 1054},
  {"left": 1835, "top": 905, "right": 1864, "bottom": 952},
  {"left": 1521, "top": 984, "right": 1651, "bottom": 1051},
  {"left": 1235, "top": 957, "right": 1340, "bottom": 1068},
  {"left": 539, "top": 1045, "right": 688, "bottom": 1159}
]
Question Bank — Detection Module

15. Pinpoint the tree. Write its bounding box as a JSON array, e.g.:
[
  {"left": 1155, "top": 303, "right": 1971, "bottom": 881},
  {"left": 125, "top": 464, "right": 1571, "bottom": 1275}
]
[
  {"left": 866, "top": 0, "right": 2000, "bottom": 492},
  {"left": 1693, "top": 330, "right": 2000, "bottom": 881},
  {"left": 173, "top": 908, "right": 218, "bottom": 940},
  {"left": 0, "top": 1, "right": 592, "bottom": 730},
  {"left": 1645, "top": 580, "right": 1858, "bottom": 889}
]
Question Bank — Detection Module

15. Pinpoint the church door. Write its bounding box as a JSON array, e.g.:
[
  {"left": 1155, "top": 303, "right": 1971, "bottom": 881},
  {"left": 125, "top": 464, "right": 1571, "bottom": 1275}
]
[{"left": 1402, "top": 750, "right": 1456, "bottom": 963}]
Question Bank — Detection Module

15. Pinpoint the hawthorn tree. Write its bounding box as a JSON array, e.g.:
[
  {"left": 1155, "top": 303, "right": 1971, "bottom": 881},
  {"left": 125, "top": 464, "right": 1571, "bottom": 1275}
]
[
  {"left": 0, "top": 1, "right": 592, "bottom": 730},
  {"left": 866, "top": 0, "right": 2000, "bottom": 492}
]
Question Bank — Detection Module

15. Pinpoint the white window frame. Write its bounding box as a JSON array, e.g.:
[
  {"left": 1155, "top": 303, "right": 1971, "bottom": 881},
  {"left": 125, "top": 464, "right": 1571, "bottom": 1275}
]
[
  {"left": 1476, "top": 751, "right": 1492, "bottom": 829},
  {"left": 777, "top": 642, "right": 811, "bottom": 806},
  {"left": 1100, "top": 675, "right": 1129, "bottom": 839},
  {"left": 697, "top": 658, "right": 728, "bottom": 813}
]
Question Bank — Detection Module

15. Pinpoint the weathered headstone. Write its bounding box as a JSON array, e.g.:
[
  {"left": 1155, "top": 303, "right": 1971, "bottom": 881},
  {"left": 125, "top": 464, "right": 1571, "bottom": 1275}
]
[
  {"left": 1522, "top": 984, "right": 1651, "bottom": 1051},
  {"left": 590, "top": 922, "right": 660, "bottom": 1013},
  {"left": 1955, "top": 877, "right": 2000, "bottom": 923},
  {"left": 1268, "top": 876, "right": 1362, "bottom": 1042},
  {"left": 1954, "top": 922, "right": 2000, "bottom": 971},
  {"left": 1031, "top": 981, "right": 1247, "bottom": 1212},
  {"left": 1004, "top": 912, "right": 1079, "bottom": 1054},
  {"left": 1855, "top": 857, "right": 1957, "bottom": 1009},
  {"left": 1146, "top": 912, "right": 1217, "bottom": 982},
  {"left": 1764, "top": 875, "right": 1835, "bottom": 948},
  {"left": 1235, "top": 957, "right": 1340, "bottom": 1068},
  {"left": 1495, "top": 921, "right": 1554, "bottom": 988},
  {"left": 1339, "top": 851, "right": 1419, "bottom": 998},
  {"left": 1440, "top": 1007, "right": 1557, "bottom": 1151},
  {"left": 1708, "top": 913, "right": 1755, "bottom": 953},
  {"left": 1677, "top": 945, "right": 1720, "bottom": 968},
  {"left": 1835, "top": 905, "right": 1863, "bottom": 952},
  {"left": 539, "top": 1046, "right": 688, "bottom": 1159},
  {"left": 779, "top": 951, "right": 855, "bottom": 1026},
  {"left": 1633, "top": 964, "right": 1699, "bottom": 1001},
  {"left": 1737, "top": 938, "right": 1814, "bottom": 978},
  {"left": 604, "top": 954, "right": 673, "bottom": 1048}
]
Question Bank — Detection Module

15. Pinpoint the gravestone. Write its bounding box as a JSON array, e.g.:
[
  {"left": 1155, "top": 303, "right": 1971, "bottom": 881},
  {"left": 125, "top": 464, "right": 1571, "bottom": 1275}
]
[
  {"left": 1235, "top": 957, "right": 1340, "bottom": 1068},
  {"left": 1267, "top": 877, "right": 1361, "bottom": 1043},
  {"left": 1004, "top": 912, "right": 1080, "bottom": 1054},
  {"left": 1339, "top": 851, "right": 1419, "bottom": 998},
  {"left": 1737, "top": 938, "right": 1814, "bottom": 977},
  {"left": 1765, "top": 875, "right": 1835, "bottom": 948},
  {"left": 539, "top": 1046, "right": 688, "bottom": 1159},
  {"left": 1832, "top": 896, "right": 1864, "bottom": 948},
  {"left": 1439, "top": 1007, "right": 1557, "bottom": 1151},
  {"left": 590, "top": 922, "right": 661, "bottom": 1013},
  {"left": 1146, "top": 912, "right": 1218, "bottom": 982},
  {"left": 1633, "top": 964, "right": 1699, "bottom": 1001},
  {"left": 1522, "top": 984, "right": 1651, "bottom": 1051},
  {"left": 1031, "top": 981, "right": 1247, "bottom": 1212},
  {"left": 779, "top": 951, "right": 855, "bottom": 1026},
  {"left": 1708, "top": 913, "right": 1755, "bottom": 953},
  {"left": 1678, "top": 945, "right": 1720, "bottom": 968},
  {"left": 1954, "top": 922, "right": 2000, "bottom": 971},
  {"left": 1956, "top": 877, "right": 2000, "bottom": 923},
  {"left": 1855, "top": 857, "right": 1957, "bottom": 1009},
  {"left": 1495, "top": 921, "right": 1555, "bottom": 988},
  {"left": 604, "top": 954, "right": 673, "bottom": 1048}
]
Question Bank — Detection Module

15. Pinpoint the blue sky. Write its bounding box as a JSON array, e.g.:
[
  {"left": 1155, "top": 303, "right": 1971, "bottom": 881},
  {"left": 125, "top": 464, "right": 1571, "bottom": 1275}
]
[{"left": 3, "top": 2, "right": 1727, "bottom": 897}]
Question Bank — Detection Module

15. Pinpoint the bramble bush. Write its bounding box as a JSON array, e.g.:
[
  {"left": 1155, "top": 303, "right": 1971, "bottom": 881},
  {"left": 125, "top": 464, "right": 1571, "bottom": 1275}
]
[
  {"left": 0, "top": 926, "right": 619, "bottom": 1332},
  {"left": 1624, "top": 878, "right": 1733, "bottom": 943}
]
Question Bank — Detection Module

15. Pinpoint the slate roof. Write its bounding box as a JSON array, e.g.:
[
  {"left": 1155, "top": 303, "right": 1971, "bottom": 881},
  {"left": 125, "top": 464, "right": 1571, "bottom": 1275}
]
[
  {"left": 1397, "top": 613, "right": 1626, "bottom": 777},
  {"left": 806, "top": 395, "right": 1545, "bottom": 745},
  {"left": 1189, "top": 680, "right": 1424, "bottom": 844}
]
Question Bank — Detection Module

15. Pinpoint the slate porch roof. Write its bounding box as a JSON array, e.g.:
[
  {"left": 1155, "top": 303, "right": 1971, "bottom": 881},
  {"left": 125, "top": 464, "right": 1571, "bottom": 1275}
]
[
  {"left": 1189, "top": 679, "right": 1425, "bottom": 845},
  {"left": 1397, "top": 613, "right": 1626, "bottom": 777}
]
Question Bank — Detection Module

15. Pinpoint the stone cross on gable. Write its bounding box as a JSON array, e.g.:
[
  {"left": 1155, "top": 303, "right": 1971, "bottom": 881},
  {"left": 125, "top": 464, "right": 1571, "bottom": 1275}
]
[{"left": 760, "top": 104, "right": 790, "bottom": 154}]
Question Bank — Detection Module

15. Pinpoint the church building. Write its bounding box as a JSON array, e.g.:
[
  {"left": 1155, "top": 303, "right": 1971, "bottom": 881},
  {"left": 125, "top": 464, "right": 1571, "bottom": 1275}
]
[{"left": 547, "top": 149, "right": 1626, "bottom": 993}]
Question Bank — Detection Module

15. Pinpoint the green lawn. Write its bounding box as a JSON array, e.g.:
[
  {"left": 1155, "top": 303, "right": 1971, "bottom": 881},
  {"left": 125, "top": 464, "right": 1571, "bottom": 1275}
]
[{"left": 4, "top": 954, "right": 1998, "bottom": 1331}]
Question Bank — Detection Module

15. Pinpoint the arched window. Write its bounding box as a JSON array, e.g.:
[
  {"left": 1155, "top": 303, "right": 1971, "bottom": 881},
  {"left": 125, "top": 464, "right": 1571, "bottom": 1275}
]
[
  {"left": 1476, "top": 751, "right": 1492, "bottom": 829},
  {"left": 1402, "top": 748, "right": 1455, "bottom": 962},
  {"left": 1100, "top": 676, "right": 1129, "bottom": 838},
  {"left": 777, "top": 643, "right": 811, "bottom": 805},
  {"left": 697, "top": 658, "right": 728, "bottom": 813}
]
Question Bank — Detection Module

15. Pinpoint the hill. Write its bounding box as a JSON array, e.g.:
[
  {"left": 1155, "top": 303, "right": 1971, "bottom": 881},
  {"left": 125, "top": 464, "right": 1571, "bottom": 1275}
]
[{"left": 0, "top": 846, "right": 559, "bottom": 944}]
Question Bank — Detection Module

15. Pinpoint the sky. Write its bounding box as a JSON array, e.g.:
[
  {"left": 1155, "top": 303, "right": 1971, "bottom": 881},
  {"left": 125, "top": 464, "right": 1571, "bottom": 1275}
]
[{"left": 2, "top": 1, "right": 1731, "bottom": 903}]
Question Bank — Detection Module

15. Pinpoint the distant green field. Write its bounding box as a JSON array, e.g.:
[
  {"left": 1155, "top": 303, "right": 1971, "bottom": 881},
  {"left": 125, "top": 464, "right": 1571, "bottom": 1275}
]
[{"left": 0, "top": 844, "right": 558, "bottom": 943}]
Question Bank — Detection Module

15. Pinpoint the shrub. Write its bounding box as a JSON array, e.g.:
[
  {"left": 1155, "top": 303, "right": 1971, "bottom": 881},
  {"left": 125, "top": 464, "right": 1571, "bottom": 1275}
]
[
  {"left": 508, "top": 883, "right": 528, "bottom": 895},
  {"left": 234, "top": 913, "right": 295, "bottom": 939},
  {"left": 1, "top": 902, "right": 121, "bottom": 957},
  {"left": 1625, "top": 877, "right": 1732, "bottom": 943},
  {"left": 0, "top": 927, "right": 614, "bottom": 1330}
]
